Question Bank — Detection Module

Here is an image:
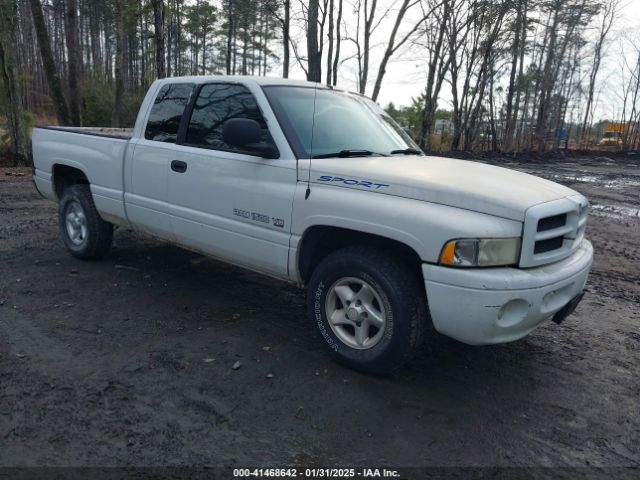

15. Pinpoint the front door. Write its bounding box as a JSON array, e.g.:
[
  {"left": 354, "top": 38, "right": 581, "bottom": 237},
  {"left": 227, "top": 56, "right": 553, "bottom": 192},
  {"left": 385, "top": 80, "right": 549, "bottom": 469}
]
[{"left": 166, "top": 82, "right": 296, "bottom": 278}]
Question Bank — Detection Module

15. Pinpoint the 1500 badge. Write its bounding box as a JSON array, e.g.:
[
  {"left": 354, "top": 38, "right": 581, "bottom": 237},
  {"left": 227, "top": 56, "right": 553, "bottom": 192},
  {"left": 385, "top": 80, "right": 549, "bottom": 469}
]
[
  {"left": 316, "top": 175, "right": 390, "bottom": 189},
  {"left": 233, "top": 208, "right": 285, "bottom": 228}
]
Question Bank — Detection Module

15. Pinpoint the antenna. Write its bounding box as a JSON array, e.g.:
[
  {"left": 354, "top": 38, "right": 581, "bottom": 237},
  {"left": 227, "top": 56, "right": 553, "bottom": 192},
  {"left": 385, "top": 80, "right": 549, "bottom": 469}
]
[{"left": 305, "top": 86, "right": 318, "bottom": 200}]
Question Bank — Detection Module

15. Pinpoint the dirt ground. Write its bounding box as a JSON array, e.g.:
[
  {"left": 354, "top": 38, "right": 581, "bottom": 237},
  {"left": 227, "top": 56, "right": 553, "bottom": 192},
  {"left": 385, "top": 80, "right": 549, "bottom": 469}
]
[{"left": 0, "top": 156, "right": 638, "bottom": 474}]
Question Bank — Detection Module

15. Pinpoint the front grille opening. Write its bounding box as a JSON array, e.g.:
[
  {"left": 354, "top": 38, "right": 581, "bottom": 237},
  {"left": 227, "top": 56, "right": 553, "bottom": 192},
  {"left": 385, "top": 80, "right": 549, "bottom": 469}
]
[
  {"left": 534, "top": 236, "right": 564, "bottom": 254},
  {"left": 537, "top": 213, "right": 567, "bottom": 232}
]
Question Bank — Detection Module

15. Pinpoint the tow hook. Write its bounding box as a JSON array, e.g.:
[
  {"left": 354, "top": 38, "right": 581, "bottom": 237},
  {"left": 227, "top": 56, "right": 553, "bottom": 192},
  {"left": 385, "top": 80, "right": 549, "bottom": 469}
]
[{"left": 552, "top": 292, "right": 585, "bottom": 324}]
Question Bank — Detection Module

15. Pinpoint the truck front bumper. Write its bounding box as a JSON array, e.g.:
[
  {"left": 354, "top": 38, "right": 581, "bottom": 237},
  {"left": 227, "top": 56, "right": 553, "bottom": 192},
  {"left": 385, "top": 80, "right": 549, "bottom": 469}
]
[{"left": 423, "top": 239, "right": 593, "bottom": 345}]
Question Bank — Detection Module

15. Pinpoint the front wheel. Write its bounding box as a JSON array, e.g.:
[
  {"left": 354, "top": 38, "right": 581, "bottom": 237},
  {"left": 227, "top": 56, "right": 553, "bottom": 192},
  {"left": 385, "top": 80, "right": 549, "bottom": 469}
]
[
  {"left": 58, "top": 184, "right": 113, "bottom": 259},
  {"left": 307, "top": 246, "right": 427, "bottom": 374}
]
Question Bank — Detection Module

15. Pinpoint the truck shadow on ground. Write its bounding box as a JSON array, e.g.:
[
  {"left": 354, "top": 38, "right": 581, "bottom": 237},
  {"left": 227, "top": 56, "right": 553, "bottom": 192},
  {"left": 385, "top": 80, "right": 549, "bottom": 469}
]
[
  {"left": 110, "top": 229, "right": 546, "bottom": 402},
  {"left": 101, "top": 235, "right": 558, "bottom": 465}
]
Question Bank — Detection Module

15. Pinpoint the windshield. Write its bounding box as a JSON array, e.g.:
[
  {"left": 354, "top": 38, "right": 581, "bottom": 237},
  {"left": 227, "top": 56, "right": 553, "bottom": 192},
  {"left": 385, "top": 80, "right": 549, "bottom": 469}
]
[{"left": 263, "top": 86, "right": 421, "bottom": 158}]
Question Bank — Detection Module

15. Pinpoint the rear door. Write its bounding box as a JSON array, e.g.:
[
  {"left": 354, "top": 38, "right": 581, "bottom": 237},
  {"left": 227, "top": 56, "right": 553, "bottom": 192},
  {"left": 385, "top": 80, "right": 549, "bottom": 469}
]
[
  {"left": 166, "top": 81, "right": 297, "bottom": 278},
  {"left": 125, "top": 82, "right": 195, "bottom": 240}
]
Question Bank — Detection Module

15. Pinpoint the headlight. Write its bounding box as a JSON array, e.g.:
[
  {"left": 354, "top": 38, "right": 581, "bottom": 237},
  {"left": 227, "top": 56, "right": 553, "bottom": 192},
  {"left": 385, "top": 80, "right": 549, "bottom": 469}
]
[{"left": 439, "top": 238, "right": 521, "bottom": 267}]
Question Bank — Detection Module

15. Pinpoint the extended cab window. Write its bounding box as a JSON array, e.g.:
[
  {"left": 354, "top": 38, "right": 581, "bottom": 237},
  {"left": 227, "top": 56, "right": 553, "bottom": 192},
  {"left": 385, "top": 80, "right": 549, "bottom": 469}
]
[
  {"left": 185, "top": 83, "right": 273, "bottom": 153},
  {"left": 145, "top": 83, "right": 194, "bottom": 143}
]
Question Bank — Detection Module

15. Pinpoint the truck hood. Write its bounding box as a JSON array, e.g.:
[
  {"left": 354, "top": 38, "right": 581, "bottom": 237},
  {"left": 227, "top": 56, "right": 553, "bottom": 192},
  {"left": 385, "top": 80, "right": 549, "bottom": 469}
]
[{"left": 310, "top": 155, "right": 577, "bottom": 221}]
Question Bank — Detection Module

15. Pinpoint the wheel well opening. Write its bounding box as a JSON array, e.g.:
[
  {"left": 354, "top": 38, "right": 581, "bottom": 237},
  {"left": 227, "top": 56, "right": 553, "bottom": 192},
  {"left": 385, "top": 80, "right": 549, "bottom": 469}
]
[
  {"left": 53, "top": 164, "right": 89, "bottom": 198},
  {"left": 298, "top": 226, "right": 423, "bottom": 284}
]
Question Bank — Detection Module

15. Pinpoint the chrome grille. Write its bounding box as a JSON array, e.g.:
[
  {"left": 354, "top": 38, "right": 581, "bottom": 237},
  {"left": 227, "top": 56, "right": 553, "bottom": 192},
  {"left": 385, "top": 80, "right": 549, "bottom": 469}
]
[{"left": 520, "top": 195, "right": 589, "bottom": 268}]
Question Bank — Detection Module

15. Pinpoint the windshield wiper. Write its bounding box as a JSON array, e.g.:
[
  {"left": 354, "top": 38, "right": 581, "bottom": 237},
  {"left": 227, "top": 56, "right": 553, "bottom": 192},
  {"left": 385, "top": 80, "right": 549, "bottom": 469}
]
[
  {"left": 312, "top": 149, "right": 388, "bottom": 159},
  {"left": 390, "top": 148, "right": 423, "bottom": 155}
]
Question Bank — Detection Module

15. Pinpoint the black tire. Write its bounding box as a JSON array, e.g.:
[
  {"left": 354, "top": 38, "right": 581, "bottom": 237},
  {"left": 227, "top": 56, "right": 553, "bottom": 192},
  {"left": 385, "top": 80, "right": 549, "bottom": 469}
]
[
  {"left": 307, "top": 246, "right": 426, "bottom": 374},
  {"left": 58, "top": 184, "right": 113, "bottom": 260}
]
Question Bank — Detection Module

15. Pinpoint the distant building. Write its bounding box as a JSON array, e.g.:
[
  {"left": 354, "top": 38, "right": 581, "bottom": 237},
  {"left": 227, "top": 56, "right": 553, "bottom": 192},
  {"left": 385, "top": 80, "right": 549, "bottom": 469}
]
[{"left": 435, "top": 119, "right": 452, "bottom": 134}]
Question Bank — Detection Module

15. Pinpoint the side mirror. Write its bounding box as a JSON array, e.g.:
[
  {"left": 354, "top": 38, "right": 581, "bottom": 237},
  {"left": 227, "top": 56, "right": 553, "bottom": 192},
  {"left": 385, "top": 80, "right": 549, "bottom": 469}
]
[
  {"left": 222, "top": 118, "right": 279, "bottom": 159},
  {"left": 223, "top": 118, "right": 261, "bottom": 146}
]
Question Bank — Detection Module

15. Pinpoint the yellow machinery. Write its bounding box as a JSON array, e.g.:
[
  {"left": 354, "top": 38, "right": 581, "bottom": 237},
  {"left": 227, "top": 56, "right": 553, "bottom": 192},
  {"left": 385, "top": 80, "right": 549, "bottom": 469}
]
[{"left": 598, "top": 122, "right": 625, "bottom": 147}]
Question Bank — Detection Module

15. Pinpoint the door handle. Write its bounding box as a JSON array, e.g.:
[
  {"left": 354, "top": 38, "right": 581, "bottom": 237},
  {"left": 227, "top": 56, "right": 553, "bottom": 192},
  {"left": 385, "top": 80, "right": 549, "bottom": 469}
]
[{"left": 171, "top": 160, "right": 187, "bottom": 173}]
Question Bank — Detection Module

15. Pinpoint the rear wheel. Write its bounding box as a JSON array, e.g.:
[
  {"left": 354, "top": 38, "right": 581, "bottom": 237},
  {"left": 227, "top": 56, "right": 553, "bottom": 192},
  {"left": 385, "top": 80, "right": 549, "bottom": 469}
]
[
  {"left": 307, "top": 246, "right": 426, "bottom": 374},
  {"left": 58, "top": 184, "right": 113, "bottom": 259}
]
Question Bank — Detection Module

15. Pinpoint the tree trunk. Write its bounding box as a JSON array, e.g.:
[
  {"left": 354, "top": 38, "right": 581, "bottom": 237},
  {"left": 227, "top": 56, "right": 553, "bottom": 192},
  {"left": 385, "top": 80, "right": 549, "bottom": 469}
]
[
  {"left": 175, "top": 0, "right": 183, "bottom": 75},
  {"left": 331, "top": 0, "right": 342, "bottom": 86},
  {"left": 241, "top": 28, "right": 248, "bottom": 75},
  {"left": 306, "top": 0, "right": 321, "bottom": 82},
  {"left": 112, "top": 0, "right": 125, "bottom": 127},
  {"left": 152, "top": 0, "right": 166, "bottom": 78},
  {"left": 283, "top": 0, "right": 290, "bottom": 78},
  {"left": 89, "top": 0, "right": 101, "bottom": 77},
  {"left": 510, "top": 0, "right": 528, "bottom": 152},
  {"left": 65, "top": 0, "right": 82, "bottom": 125},
  {"left": 139, "top": 5, "right": 146, "bottom": 87},
  {"left": 326, "top": 0, "right": 334, "bottom": 85},
  {"left": 534, "top": 10, "right": 558, "bottom": 153},
  {"left": 489, "top": 66, "right": 498, "bottom": 152},
  {"left": 226, "top": 0, "right": 233, "bottom": 74},
  {"left": 419, "top": 5, "right": 449, "bottom": 151},
  {"left": 503, "top": 0, "right": 523, "bottom": 151},
  {"left": 29, "top": 0, "right": 71, "bottom": 126},
  {"left": 0, "top": 2, "right": 29, "bottom": 165},
  {"left": 358, "top": 0, "right": 377, "bottom": 94},
  {"left": 201, "top": 2, "right": 207, "bottom": 75},
  {"left": 166, "top": 1, "right": 172, "bottom": 76}
]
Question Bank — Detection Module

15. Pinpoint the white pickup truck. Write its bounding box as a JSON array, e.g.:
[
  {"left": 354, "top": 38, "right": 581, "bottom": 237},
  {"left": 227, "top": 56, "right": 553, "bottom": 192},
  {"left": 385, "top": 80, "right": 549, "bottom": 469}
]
[{"left": 32, "top": 76, "right": 593, "bottom": 373}]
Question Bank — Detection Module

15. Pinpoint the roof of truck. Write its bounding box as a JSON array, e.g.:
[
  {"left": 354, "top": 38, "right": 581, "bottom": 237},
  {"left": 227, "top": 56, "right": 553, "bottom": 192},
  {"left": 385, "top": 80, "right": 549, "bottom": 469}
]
[{"left": 156, "top": 75, "right": 330, "bottom": 90}]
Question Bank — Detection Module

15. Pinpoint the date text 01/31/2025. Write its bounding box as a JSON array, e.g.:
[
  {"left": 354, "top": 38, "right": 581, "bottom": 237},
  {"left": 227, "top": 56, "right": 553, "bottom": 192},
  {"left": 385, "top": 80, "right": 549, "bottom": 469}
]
[{"left": 233, "top": 467, "right": 401, "bottom": 478}]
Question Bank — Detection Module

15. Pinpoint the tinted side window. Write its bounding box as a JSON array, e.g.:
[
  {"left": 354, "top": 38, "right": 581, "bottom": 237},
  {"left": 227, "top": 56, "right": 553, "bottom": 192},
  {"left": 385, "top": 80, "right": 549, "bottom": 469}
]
[
  {"left": 185, "top": 83, "right": 272, "bottom": 152},
  {"left": 145, "top": 83, "right": 194, "bottom": 143}
]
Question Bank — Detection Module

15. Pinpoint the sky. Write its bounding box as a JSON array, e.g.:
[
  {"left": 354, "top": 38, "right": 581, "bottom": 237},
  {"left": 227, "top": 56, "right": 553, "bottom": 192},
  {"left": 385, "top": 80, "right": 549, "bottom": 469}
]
[{"left": 272, "top": 0, "right": 640, "bottom": 120}]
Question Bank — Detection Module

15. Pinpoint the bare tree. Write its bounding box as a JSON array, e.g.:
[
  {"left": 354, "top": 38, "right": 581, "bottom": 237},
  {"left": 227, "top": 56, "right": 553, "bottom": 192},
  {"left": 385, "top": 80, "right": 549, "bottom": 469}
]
[
  {"left": 332, "top": 0, "right": 343, "bottom": 85},
  {"left": 284, "top": 0, "right": 290, "bottom": 77},
  {"left": 65, "top": 0, "right": 82, "bottom": 125},
  {"left": 152, "top": 0, "right": 167, "bottom": 78},
  {"left": 371, "top": 0, "right": 444, "bottom": 102},
  {"left": 534, "top": 0, "right": 595, "bottom": 152},
  {"left": 360, "top": 0, "right": 377, "bottom": 93},
  {"left": 503, "top": 0, "right": 528, "bottom": 151},
  {"left": 418, "top": 0, "right": 451, "bottom": 150},
  {"left": 28, "top": 0, "right": 71, "bottom": 126},
  {"left": 461, "top": 1, "right": 509, "bottom": 150},
  {"left": 226, "top": 0, "right": 234, "bottom": 74},
  {"left": 621, "top": 37, "right": 640, "bottom": 149},
  {"left": 307, "top": 0, "right": 322, "bottom": 81},
  {"left": 326, "top": 0, "right": 334, "bottom": 84},
  {"left": 347, "top": 0, "right": 378, "bottom": 93},
  {"left": 0, "top": 0, "right": 630, "bottom": 153},
  {"left": 112, "top": 0, "right": 125, "bottom": 127},
  {"left": 580, "top": 0, "right": 618, "bottom": 143},
  {"left": 447, "top": 0, "right": 470, "bottom": 150},
  {"left": 0, "top": 0, "right": 29, "bottom": 164}
]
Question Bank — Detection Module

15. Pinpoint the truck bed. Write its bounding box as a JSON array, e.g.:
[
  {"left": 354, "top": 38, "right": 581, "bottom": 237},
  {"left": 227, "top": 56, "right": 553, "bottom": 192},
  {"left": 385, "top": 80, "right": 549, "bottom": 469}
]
[
  {"left": 37, "top": 126, "right": 133, "bottom": 140},
  {"left": 32, "top": 126, "right": 132, "bottom": 226}
]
